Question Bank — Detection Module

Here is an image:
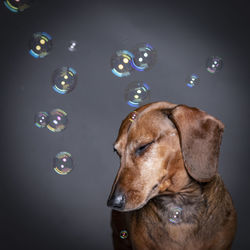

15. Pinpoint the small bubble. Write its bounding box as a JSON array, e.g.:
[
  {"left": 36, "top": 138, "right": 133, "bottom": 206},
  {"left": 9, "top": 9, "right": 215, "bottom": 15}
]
[
  {"left": 206, "top": 56, "right": 223, "bottom": 74},
  {"left": 68, "top": 40, "right": 78, "bottom": 52},
  {"left": 129, "top": 111, "right": 138, "bottom": 122},
  {"left": 34, "top": 111, "right": 49, "bottom": 128},
  {"left": 51, "top": 67, "right": 77, "bottom": 94},
  {"left": 53, "top": 152, "right": 73, "bottom": 175},
  {"left": 125, "top": 81, "right": 150, "bottom": 107},
  {"left": 131, "top": 42, "right": 157, "bottom": 71},
  {"left": 120, "top": 230, "right": 128, "bottom": 239},
  {"left": 47, "top": 109, "right": 68, "bottom": 132},
  {"left": 29, "top": 32, "right": 52, "bottom": 58},
  {"left": 168, "top": 206, "right": 182, "bottom": 224},
  {"left": 4, "top": 0, "right": 33, "bottom": 12},
  {"left": 111, "top": 50, "right": 134, "bottom": 77},
  {"left": 186, "top": 74, "right": 200, "bottom": 88}
]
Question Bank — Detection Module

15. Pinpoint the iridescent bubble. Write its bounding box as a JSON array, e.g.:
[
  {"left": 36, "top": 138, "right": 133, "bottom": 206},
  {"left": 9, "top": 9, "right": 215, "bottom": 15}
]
[
  {"left": 206, "top": 56, "right": 223, "bottom": 74},
  {"left": 68, "top": 40, "right": 77, "bottom": 52},
  {"left": 29, "top": 32, "right": 52, "bottom": 58},
  {"left": 125, "top": 81, "right": 150, "bottom": 107},
  {"left": 168, "top": 206, "right": 182, "bottom": 224},
  {"left": 131, "top": 43, "right": 157, "bottom": 71},
  {"left": 111, "top": 50, "right": 134, "bottom": 77},
  {"left": 34, "top": 111, "right": 49, "bottom": 128},
  {"left": 129, "top": 111, "right": 138, "bottom": 122},
  {"left": 186, "top": 73, "right": 200, "bottom": 88},
  {"left": 51, "top": 67, "right": 77, "bottom": 94},
  {"left": 120, "top": 230, "right": 128, "bottom": 239},
  {"left": 4, "top": 0, "right": 33, "bottom": 12},
  {"left": 47, "top": 109, "right": 68, "bottom": 132},
  {"left": 53, "top": 152, "right": 73, "bottom": 175}
]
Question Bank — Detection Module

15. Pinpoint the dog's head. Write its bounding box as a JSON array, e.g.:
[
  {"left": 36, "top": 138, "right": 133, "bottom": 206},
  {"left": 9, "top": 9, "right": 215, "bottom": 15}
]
[{"left": 107, "top": 101, "right": 224, "bottom": 211}]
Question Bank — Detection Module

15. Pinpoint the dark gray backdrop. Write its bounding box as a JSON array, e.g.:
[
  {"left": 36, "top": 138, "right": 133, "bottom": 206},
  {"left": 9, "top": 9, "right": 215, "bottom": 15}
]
[{"left": 0, "top": 0, "right": 249, "bottom": 249}]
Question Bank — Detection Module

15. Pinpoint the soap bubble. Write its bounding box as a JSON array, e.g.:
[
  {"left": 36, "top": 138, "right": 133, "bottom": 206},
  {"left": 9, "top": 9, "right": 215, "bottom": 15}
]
[
  {"left": 47, "top": 109, "right": 68, "bottom": 132},
  {"left": 124, "top": 81, "right": 150, "bottom": 107},
  {"left": 206, "top": 56, "right": 223, "bottom": 74},
  {"left": 34, "top": 111, "right": 49, "bottom": 128},
  {"left": 131, "top": 43, "right": 157, "bottom": 71},
  {"left": 186, "top": 73, "right": 200, "bottom": 88},
  {"left": 4, "top": 0, "right": 33, "bottom": 12},
  {"left": 168, "top": 206, "right": 182, "bottom": 224},
  {"left": 129, "top": 111, "right": 138, "bottom": 122},
  {"left": 53, "top": 152, "right": 73, "bottom": 175},
  {"left": 29, "top": 32, "right": 52, "bottom": 58},
  {"left": 120, "top": 230, "right": 128, "bottom": 239},
  {"left": 68, "top": 40, "right": 77, "bottom": 52},
  {"left": 51, "top": 67, "right": 77, "bottom": 94},
  {"left": 111, "top": 50, "right": 134, "bottom": 77}
]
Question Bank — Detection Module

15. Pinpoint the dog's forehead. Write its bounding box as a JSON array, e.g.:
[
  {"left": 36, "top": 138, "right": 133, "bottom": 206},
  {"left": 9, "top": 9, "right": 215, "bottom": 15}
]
[
  {"left": 115, "top": 107, "right": 175, "bottom": 150},
  {"left": 128, "top": 110, "right": 174, "bottom": 140}
]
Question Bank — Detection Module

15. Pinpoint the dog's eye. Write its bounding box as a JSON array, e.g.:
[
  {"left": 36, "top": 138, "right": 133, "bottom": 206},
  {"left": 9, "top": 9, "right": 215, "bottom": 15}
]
[{"left": 135, "top": 141, "right": 154, "bottom": 156}]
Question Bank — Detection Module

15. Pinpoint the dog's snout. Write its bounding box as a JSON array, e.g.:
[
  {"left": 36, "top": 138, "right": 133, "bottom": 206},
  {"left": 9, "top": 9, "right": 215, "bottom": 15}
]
[{"left": 107, "top": 189, "right": 126, "bottom": 210}]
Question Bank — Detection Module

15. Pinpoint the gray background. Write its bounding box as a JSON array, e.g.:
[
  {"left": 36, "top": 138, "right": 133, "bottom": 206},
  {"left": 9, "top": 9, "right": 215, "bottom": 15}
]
[{"left": 0, "top": 0, "right": 249, "bottom": 249}]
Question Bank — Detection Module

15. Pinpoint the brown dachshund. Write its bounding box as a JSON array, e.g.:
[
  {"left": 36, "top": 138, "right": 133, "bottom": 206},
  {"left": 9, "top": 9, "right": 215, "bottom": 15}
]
[{"left": 107, "top": 101, "right": 237, "bottom": 250}]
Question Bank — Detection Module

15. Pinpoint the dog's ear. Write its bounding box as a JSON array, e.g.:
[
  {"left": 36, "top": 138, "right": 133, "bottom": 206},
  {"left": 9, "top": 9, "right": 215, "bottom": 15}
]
[{"left": 168, "top": 105, "right": 224, "bottom": 182}]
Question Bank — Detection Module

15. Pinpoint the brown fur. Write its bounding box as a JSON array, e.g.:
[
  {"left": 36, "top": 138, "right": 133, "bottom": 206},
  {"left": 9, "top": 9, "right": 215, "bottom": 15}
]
[{"left": 107, "top": 101, "right": 237, "bottom": 250}]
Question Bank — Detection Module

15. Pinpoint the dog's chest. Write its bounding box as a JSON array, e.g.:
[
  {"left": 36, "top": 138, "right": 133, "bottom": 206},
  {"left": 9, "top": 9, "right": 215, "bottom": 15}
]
[{"left": 128, "top": 197, "right": 205, "bottom": 249}]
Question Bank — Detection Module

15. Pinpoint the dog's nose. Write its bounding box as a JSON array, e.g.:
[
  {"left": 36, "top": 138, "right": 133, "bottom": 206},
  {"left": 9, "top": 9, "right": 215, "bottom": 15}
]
[{"left": 107, "top": 189, "right": 126, "bottom": 210}]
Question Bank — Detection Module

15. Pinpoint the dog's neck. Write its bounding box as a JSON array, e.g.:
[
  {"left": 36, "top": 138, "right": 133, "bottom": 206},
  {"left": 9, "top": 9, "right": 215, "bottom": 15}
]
[
  {"left": 143, "top": 174, "right": 222, "bottom": 226},
  {"left": 150, "top": 179, "right": 204, "bottom": 222}
]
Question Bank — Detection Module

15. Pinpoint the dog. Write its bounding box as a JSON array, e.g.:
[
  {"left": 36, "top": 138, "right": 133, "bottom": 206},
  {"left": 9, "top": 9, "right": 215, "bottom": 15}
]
[{"left": 107, "top": 101, "right": 237, "bottom": 250}]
